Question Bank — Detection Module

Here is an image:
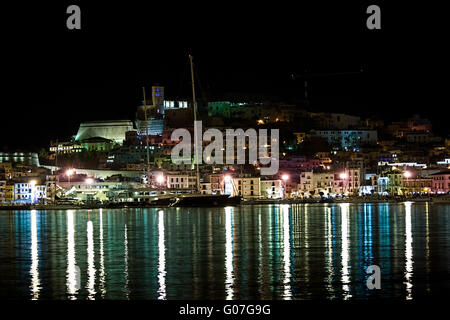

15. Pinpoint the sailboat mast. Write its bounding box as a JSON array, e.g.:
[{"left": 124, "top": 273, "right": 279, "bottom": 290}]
[
  {"left": 189, "top": 55, "right": 201, "bottom": 193},
  {"left": 142, "top": 87, "right": 150, "bottom": 184}
]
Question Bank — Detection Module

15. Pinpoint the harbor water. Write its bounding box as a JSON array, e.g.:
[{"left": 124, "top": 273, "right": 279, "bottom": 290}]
[{"left": 0, "top": 202, "right": 449, "bottom": 300}]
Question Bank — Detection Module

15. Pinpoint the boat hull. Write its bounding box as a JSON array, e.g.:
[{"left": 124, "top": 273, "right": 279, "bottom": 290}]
[{"left": 171, "top": 195, "right": 242, "bottom": 207}]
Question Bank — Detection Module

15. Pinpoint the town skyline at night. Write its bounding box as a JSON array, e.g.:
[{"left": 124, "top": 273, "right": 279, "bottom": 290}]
[{"left": 1, "top": 1, "right": 449, "bottom": 313}]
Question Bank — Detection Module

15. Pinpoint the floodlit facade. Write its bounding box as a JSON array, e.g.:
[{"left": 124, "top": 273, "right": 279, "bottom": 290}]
[
  {"left": 431, "top": 170, "right": 450, "bottom": 194},
  {"left": 166, "top": 174, "right": 197, "bottom": 189},
  {"left": 0, "top": 152, "right": 40, "bottom": 166},
  {"left": 13, "top": 183, "right": 47, "bottom": 204},
  {"left": 75, "top": 120, "right": 135, "bottom": 145},
  {"left": 260, "top": 179, "right": 283, "bottom": 199}
]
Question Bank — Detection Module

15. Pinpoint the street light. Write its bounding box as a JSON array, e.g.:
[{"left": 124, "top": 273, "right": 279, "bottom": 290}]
[
  {"left": 156, "top": 175, "right": 165, "bottom": 184},
  {"left": 223, "top": 175, "right": 234, "bottom": 195},
  {"left": 29, "top": 180, "right": 37, "bottom": 204},
  {"left": 404, "top": 171, "right": 412, "bottom": 196},
  {"left": 66, "top": 169, "right": 74, "bottom": 184},
  {"left": 85, "top": 178, "right": 94, "bottom": 185},
  {"left": 281, "top": 174, "right": 289, "bottom": 199},
  {"left": 340, "top": 172, "right": 348, "bottom": 195},
  {"left": 339, "top": 172, "right": 348, "bottom": 179}
]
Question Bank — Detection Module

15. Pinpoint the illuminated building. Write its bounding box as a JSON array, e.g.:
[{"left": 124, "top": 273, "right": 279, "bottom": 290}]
[
  {"left": 299, "top": 170, "right": 335, "bottom": 197},
  {"left": 79, "top": 137, "right": 115, "bottom": 151},
  {"left": 75, "top": 120, "right": 135, "bottom": 145},
  {"left": 0, "top": 181, "right": 5, "bottom": 202},
  {"left": 314, "top": 130, "right": 378, "bottom": 150},
  {"left": 333, "top": 168, "right": 361, "bottom": 195},
  {"left": 260, "top": 179, "right": 283, "bottom": 199},
  {"left": 4, "top": 185, "right": 14, "bottom": 203},
  {"left": 49, "top": 141, "right": 84, "bottom": 154},
  {"left": 226, "top": 176, "right": 260, "bottom": 198},
  {"left": 0, "top": 152, "right": 40, "bottom": 166},
  {"left": 13, "top": 182, "right": 46, "bottom": 204},
  {"left": 431, "top": 170, "right": 450, "bottom": 194},
  {"left": 166, "top": 174, "right": 197, "bottom": 189}
]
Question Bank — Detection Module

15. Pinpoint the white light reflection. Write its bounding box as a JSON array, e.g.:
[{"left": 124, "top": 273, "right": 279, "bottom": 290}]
[
  {"left": 66, "top": 210, "right": 79, "bottom": 299},
  {"left": 225, "top": 206, "right": 234, "bottom": 300},
  {"left": 30, "top": 210, "right": 40, "bottom": 300},
  {"left": 404, "top": 201, "right": 413, "bottom": 300},
  {"left": 99, "top": 208, "right": 106, "bottom": 297},
  {"left": 157, "top": 210, "right": 166, "bottom": 300},
  {"left": 304, "top": 204, "right": 310, "bottom": 283},
  {"left": 340, "top": 203, "right": 352, "bottom": 300},
  {"left": 86, "top": 220, "right": 96, "bottom": 299},
  {"left": 281, "top": 204, "right": 292, "bottom": 300}
]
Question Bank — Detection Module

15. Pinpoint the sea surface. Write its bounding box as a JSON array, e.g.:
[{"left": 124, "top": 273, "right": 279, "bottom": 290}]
[{"left": 0, "top": 203, "right": 449, "bottom": 300}]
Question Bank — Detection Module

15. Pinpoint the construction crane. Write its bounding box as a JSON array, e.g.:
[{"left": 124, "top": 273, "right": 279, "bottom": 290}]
[{"left": 290, "top": 68, "right": 364, "bottom": 105}]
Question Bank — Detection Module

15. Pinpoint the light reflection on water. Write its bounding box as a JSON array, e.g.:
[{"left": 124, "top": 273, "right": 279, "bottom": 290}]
[
  {"left": 0, "top": 203, "right": 449, "bottom": 300},
  {"left": 29, "top": 210, "right": 40, "bottom": 300}
]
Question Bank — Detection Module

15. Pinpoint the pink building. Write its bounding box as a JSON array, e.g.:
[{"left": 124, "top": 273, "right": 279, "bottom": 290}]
[{"left": 431, "top": 170, "right": 450, "bottom": 194}]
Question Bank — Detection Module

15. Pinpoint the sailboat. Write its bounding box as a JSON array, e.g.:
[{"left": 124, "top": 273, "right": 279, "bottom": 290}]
[{"left": 169, "top": 55, "right": 241, "bottom": 207}]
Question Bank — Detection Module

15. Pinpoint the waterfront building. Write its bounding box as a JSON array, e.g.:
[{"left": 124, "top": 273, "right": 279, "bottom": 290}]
[
  {"left": 209, "top": 173, "right": 223, "bottom": 195},
  {"left": 200, "top": 182, "right": 212, "bottom": 195},
  {"left": 260, "top": 179, "right": 283, "bottom": 199},
  {"left": 166, "top": 174, "right": 197, "bottom": 190},
  {"left": 0, "top": 180, "right": 5, "bottom": 202},
  {"left": 45, "top": 175, "right": 57, "bottom": 201},
  {"left": 299, "top": 170, "right": 334, "bottom": 197},
  {"left": 403, "top": 177, "right": 432, "bottom": 194},
  {"left": 4, "top": 185, "right": 14, "bottom": 203},
  {"left": 224, "top": 175, "right": 260, "bottom": 198},
  {"left": 13, "top": 182, "right": 46, "bottom": 204},
  {"left": 385, "top": 171, "right": 404, "bottom": 195},
  {"left": 333, "top": 168, "right": 361, "bottom": 195},
  {"left": 430, "top": 170, "right": 450, "bottom": 194}
]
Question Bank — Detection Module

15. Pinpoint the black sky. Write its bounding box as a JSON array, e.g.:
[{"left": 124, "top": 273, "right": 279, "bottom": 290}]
[{"left": 2, "top": 1, "right": 448, "bottom": 150}]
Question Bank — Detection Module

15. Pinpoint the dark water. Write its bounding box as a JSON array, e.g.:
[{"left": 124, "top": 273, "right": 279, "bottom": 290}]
[{"left": 0, "top": 203, "right": 449, "bottom": 300}]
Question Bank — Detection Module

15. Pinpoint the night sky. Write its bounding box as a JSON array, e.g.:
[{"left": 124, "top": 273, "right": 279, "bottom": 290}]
[{"left": 2, "top": 1, "right": 448, "bottom": 151}]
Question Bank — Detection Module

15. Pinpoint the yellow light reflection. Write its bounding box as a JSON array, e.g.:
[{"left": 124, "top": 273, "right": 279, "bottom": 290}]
[
  {"left": 30, "top": 210, "right": 40, "bottom": 300},
  {"left": 225, "top": 206, "right": 234, "bottom": 300},
  {"left": 340, "top": 203, "right": 352, "bottom": 300},
  {"left": 404, "top": 202, "right": 413, "bottom": 300},
  {"left": 157, "top": 210, "right": 166, "bottom": 300},
  {"left": 86, "top": 220, "right": 96, "bottom": 299},
  {"left": 281, "top": 204, "right": 292, "bottom": 300}
]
